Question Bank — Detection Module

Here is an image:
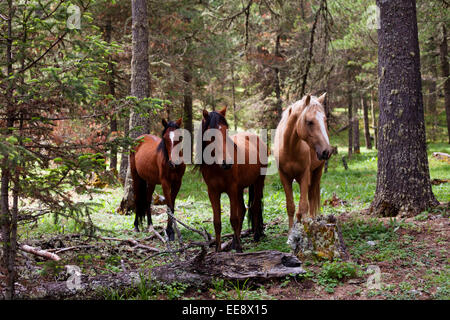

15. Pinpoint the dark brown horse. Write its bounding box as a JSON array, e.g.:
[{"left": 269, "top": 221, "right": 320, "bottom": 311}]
[
  {"left": 196, "top": 107, "right": 267, "bottom": 252},
  {"left": 130, "top": 118, "right": 186, "bottom": 240}
]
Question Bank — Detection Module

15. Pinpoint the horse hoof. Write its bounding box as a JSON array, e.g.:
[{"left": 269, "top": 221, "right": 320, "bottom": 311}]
[
  {"left": 133, "top": 227, "right": 140, "bottom": 233},
  {"left": 254, "top": 232, "right": 265, "bottom": 242},
  {"left": 166, "top": 229, "right": 175, "bottom": 241}
]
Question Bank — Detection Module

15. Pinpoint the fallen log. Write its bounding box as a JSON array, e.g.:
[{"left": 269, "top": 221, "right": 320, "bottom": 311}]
[
  {"left": 150, "top": 249, "right": 306, "bottom": 286},
  {"left": 432, "top": 152, "right": 450, "bottom": 163},
  {"left": 18, "top": 249, "right": 305, "bottom": 299},
  {"left": 100, "top": 237, "right": 160, "bottom": 253},
  {"left": 20, "top": 244, "right": 61, "bottom": 261}
]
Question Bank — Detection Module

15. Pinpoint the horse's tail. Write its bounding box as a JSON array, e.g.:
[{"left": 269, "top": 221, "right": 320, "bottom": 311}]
[
  {"left": 247, "top": 175, "right": 265, "bottom": 240},
  {"left": 309, "top": 164, "right": 324, "bottom": 217},
  {"left": 247, "top": 184, "right": 255, "bottom": 230},
  {"left": 130, "top": 152, "right": 147, "bottom": 226}
]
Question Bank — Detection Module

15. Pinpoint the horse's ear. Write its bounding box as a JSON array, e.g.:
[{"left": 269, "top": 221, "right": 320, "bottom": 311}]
[
  {"left": 176, "top": 117, "right": 182, "bottom": 127},
  {"left": 202, "top": 109, "right": 209, "bottom": 120},
  {"left": 305, "top": 95, "right": 311, "bottom": 107},
  {"left": 161, "top": 119, "right": 168, "bottom": 128},
  {"left": 317, "top": 92, "right": 327, "bottom": 104},
  {"left": 219, "top": 106, "right": 227, "bottom": 117}
]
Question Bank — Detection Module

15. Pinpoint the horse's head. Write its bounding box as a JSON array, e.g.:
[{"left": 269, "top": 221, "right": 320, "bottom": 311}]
[
  {"left": 161, "top": 118, "right": 183, "bottom": 168},
  {"left": 297, "top": 93, "right": 333, "bottom": 161},
  {"left": 201, "top": 107, "right": 233, "bottom": 170}
]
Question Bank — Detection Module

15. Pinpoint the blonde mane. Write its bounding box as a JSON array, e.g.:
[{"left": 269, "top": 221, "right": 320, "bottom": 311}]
[{"left": 273, "top": 95, "right": 325, "bottom": 158}]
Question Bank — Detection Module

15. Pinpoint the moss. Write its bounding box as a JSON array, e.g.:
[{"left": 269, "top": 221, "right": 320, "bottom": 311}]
[{"left": 287, "top": 216, "right": 347, "bottom": 261}]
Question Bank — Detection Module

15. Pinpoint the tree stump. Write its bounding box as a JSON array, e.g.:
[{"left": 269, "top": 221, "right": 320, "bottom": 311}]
[{"left": 287, "top": 215, "right": 349, "bottom": 261}]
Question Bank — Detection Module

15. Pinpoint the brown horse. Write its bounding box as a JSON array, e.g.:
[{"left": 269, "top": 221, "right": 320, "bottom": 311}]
[
  {"left": 273, "top": 93, "right": 333, "bottom": 229},
  {"left": 130, "top": 118, "right": 186, "bottom": 240},
  {"left": 196, "top": 107, "right": 267, "bottom": 252}
]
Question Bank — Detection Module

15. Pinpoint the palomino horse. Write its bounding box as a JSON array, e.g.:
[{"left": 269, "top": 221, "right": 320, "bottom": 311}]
[
  {"left": 196, "top": 107, "right": 267, "bottom": 252},
  {"left": 273, "top": 93, "right": 333, "bottom": 229},
  {"left": 130, "top": 118, "right": 186, "bottom": 240}
]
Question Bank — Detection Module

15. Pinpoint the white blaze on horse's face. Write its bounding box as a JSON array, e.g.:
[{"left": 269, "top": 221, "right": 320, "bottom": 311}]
[
  {"left": 315, "top": 111, "right": 330, "bottom": 145},
  {"left": 169, "top": 131, "right": 175, "bottom": 145}
]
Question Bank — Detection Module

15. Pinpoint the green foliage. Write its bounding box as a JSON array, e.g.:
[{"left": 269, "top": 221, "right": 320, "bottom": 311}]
[{"left": 317, "top": 260, "right": 360, "bottom": 293}]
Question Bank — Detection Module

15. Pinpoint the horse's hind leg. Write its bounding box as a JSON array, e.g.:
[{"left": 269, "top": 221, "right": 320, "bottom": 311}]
[
  {"left": 131, "top": 169, "right": 147, "bottom": 232},
  {"left": 296, "top": 169, "right": 310, "bottom": 223},
  {"left": 309, "top": 163, "right": 324, "bottom": 218},
  {"left": 229, "top": 190, "right": 243, "bottom": 253},
  {"left": 279, "top": 171, "right": 295, "bottom": 230}
]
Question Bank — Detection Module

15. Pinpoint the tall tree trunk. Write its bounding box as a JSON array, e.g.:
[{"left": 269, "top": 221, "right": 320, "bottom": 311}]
[
  {"left": 347, "top": 69, "right": 353, "bottom": 158},
  {"left": 428, "top": 60, "right": 438, "bottom": 141},
  {"left": 119, "top": 115, "right": 130, "bottom": 184},
  {"left": 119, "top": 0, "right": 150, "bottom": 215},
  {"left": 274, "top": 34, "right": 283, "bottom": 122},
  {"left": 362, "top": 94, "right": 372, "bottom": 149},
  {"left": 370, "top": 91, "right": 378, "bottom": 149},
  {"left": 230, "top": 61, "right": 238, "bottom": 131},
  {"left": 353, "top": 96, "right": 360, "bottom": 154},
  {"left": 370, "top": 0, "right": 438, "bottom": 216},
  {"left": 105, "top": 15, "right": 118, "bottom": 171},
  {"left": 440, "top": 24, "right": 450, "bottom": 144},
  {"left": 183, "top": 64, "right": 193, "bottom": 162},
  {"left": 1, "top": 0, "right": 16, "bottom": 300}
]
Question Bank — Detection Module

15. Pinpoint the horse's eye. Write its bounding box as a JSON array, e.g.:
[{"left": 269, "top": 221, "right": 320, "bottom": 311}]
[
  {"left": 307, "top": 121, "right": 314, "bottom": 126},
  {"left": 178, "top": 136, "right": 183, "bottom": 142}
]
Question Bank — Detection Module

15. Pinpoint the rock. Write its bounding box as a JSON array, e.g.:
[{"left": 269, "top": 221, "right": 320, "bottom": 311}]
[
  {"left": 367, "top": 240, "right": 376, "bottom": 246},
  {"left": 287, "top": 215, "right": 349, "bottom": 261}
]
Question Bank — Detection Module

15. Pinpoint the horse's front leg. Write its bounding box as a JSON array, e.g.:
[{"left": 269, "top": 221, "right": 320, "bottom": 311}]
[
  {"left": 229, "top": 190, "right": 243, "bottom": 253},
  {"left": 208, "top": 188, "right": 222, "bottom": 252},
  {"left": 170, "top": 180, "right": 183, "bottom": 241},
  {"left": 161, "top": 179, "right": 175, "bottom": 241},
  {"left": 296, "top": 169, "right": 310, "bottom": 223},
  {"left": 145, "top": 184, "right": 156, "bottom": 231},
  {"left": 279, "top": 171, "right": 295, "bottom": 230}
]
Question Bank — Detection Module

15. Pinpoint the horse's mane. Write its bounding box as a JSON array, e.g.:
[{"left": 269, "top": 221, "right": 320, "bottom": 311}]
[
  {"left": 273, "top": 95, "right": 325, "bottom": 156},
  {"left": 193, "top": 111, "right": 229, "bottom": 170},
  {"left": 280, "top": 95, "right": 325, "bottom": 124},
  {"left": 157, "top": 120, "right": 180, "bottom": 161}
]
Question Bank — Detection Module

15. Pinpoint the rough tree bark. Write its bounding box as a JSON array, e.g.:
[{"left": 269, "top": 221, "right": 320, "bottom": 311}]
[
  {"left": 440, "top": 24, "right": 450, "bottom": 144},
  {"left": 347, "top": 68, "right": 353, "bottom": 158},
  {"left": 370, "top": 0, "right": 438, "bottom": 216},
  {"left": 104, "top": 15, "right": 118, "bottom": 171},
  {"left": 1, "top": 0, "right": 18, "bottom": 300},
  {"left": 370, "top": 91, "right": 378, "bottom": 149},
  {"left": 183, "top": 63, "right": 193, "bottom": 162},
  {"left": 353, "top": 96, "right": 360, "bottom": 154},
  {"left": 274, "top": 34, "right": 283, "bottom": 122},
  {"left": 230, "top": 61, "right": 238, "bottom": 131},
  {"left": 362, "top": 94, "right": 372, "bottom": 149},
  {"left": 119, "top": 0, "right": 151, "bottom": 214},
  {"left": 119, "top": 115, "right": 130, "bottom": 184}
]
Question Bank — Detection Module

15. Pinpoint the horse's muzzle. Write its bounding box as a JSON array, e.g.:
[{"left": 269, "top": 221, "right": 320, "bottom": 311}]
[
  {"left": 221, "top": 161, "right": 232, "bottom": 170},
  {"left": 168, "top": 161, "right": 179, "bottom": 169},
  {"left": 317, "top": 150, "right": 331, "bottom": 161}
]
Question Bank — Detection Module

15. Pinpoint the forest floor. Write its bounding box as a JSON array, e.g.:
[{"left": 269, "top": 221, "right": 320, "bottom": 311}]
[{"left": 4, "top": 138, "right": 449, "bottom": 300}]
